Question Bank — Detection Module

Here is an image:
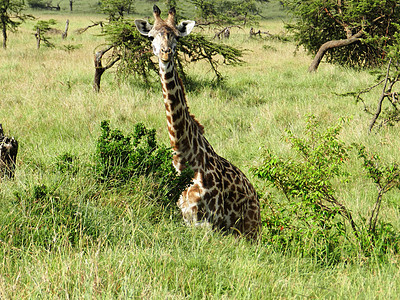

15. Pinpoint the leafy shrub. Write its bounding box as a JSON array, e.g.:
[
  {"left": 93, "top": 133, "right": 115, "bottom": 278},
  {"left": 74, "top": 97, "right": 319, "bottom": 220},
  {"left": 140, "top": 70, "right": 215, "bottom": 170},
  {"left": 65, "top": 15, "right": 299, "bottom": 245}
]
[
  {"left": 354, "top": 144, "right": 400, "bottom": 254},
  {"left": 0, "top": 122, "right": 195, "bottom": 251},
  {"left": 253, "top": 116, "right": 400, "bottom": 262},
  {"left": 95, "top": 120, "right": 193, "bottom": 208},
  {"left": 253, "top": 116, "right": 351, "bottom": 262}
]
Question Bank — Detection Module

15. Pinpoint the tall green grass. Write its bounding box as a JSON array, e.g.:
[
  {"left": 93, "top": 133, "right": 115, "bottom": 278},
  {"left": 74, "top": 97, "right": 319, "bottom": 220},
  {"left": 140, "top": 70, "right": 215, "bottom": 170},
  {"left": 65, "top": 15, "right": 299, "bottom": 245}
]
[{"left": 0, "top": 8, "right": 400, "bottom": 298}]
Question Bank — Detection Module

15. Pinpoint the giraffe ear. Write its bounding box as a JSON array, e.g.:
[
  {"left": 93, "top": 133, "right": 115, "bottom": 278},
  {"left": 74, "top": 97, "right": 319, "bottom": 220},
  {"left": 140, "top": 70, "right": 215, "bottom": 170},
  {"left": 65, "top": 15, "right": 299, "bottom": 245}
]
[
  {"left": 177, "top": 20, "right": 195, "bottom": 37},
  {"left": 134, "top": 19, "right": 153, "bottom": 36}
]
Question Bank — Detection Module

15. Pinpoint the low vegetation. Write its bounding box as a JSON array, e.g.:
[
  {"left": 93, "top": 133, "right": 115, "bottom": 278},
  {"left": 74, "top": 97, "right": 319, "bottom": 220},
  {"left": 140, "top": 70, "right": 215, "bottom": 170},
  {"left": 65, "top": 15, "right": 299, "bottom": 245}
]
[{"left": 1, "top": 1, "right": 400, "bottom": 298}]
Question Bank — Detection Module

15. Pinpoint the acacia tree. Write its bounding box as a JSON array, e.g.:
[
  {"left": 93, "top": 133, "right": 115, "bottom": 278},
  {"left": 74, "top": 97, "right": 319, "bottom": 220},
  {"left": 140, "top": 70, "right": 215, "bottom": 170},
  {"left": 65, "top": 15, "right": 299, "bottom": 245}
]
[
  {"left": 283, "top": 0, "right": 400, "bottom": 72},
  {"left": 0, "top": 0, "right": 33, "bottom": 49},
  {"left": 93, "top": 18, "right": 243, "bottom": 91},
  {"left": 33, "top": 19, "right": 56, "bottom": 49}
]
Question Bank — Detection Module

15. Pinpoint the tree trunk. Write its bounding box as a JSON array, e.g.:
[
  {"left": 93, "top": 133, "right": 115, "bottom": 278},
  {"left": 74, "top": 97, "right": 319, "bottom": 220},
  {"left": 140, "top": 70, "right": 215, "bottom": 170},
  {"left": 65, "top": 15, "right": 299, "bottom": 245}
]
[
  {"left": 93, "top": 50, "right": 106, "bottom": 92},
  {"left": 0, "top": 124, "right": 18, "bottom": 179},
  {"left": 93, "top": 47, "right": 120, "bottom": 92},
  {"left": 308, "top": 31, "right": 363, "bottom": 72},
  {"left": 62, "top": 19, "right": 69, "bottom": 39},
  {"left": 35, "top": 28, "right": 41, "bottom": 49},
  {"left": 1, "top": 18, "right": 7, "bottom": 49}
]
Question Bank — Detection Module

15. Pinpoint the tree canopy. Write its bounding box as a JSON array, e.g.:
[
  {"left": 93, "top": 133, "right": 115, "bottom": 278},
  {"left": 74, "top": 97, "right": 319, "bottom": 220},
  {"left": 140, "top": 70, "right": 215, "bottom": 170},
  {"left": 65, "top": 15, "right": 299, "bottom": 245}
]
[
  {"left": 100, "top": 0, "right": 135, "bottom": 21},
  {"left": 283, "top": 0, "right": 400, "bottom": 71},
  {"left": 0, "top": 0, "right": 33, "bottom": 48},
  {"left": 101, "top": 20, "right": 244, "bottom": 83}
]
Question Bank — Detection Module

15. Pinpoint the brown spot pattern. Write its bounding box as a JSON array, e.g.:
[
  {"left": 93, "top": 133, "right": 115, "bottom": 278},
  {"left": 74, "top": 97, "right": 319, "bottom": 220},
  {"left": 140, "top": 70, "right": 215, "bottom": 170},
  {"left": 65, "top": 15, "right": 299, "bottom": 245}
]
[{"left": 145, "top": 10, "right": 261, "bottom": 240}]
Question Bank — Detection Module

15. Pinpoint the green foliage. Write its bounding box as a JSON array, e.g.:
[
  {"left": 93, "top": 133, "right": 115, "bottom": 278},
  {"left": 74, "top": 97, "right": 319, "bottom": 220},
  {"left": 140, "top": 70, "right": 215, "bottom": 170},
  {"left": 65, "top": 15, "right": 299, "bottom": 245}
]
[
  {"left": 0, "top": 121, "right": 195, "bottom": 251},
  {"left": 95, "top": 120, "right": 193, "bottom": 207},
  {"left": 33, "top": 18, "right": 56, "bottom": 32},
  {"left": 99, "top": 0, "right": 135, "bottom": 21},
  {"left": 253, "top": 116, "right": 400, "bottom": 261},
  {"left": 102, "top": 20, "right": 244, "bottom": 83},
  {"left": 0, "top": 0, "right": 28, "bottom": 30},
  {"left": 176, "top": 32, "right": 244, "bottom": 80},
  {"left": 253, "top": 116, "right": 351, "bottom": 262},
  {"left": 27, "top": 0, "right": 51, "bottom": 9},
  {"left": 0, "top": 0, "right": 34, "bottom": 48},
  {"left": 61, "top": 43, "right": 83, "bottom": 52},
  {"left": 33, "top": 19, "right": 57, "bottom": 48},
  {"left": 354, "top": 144, "right": 400, "bottom": 235},
  {"left": 102, "top": 21, "right": 157, "bottom": 84},
  {"left": 283, "top": 0, "right": 400, "bottom": 68}
]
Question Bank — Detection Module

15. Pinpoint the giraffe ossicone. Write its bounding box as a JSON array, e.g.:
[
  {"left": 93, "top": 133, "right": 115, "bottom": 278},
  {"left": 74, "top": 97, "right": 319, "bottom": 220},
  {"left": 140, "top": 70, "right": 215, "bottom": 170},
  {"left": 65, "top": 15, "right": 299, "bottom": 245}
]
[{"left": 135, "top": 5, "right": 261, "bottom": 240}]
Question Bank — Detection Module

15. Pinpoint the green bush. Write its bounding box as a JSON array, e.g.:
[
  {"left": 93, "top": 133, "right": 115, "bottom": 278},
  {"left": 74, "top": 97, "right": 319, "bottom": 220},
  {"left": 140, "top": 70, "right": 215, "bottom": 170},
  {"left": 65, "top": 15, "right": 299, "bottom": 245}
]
[
  {"left": 0, "top": 122, "right": 194, "bottom": 251},
  {"left": 95, "top": 120, "right": 193, "bottom": 208},
  {"left": 253, "top": 116, "right": 400, "bottom": 262}
]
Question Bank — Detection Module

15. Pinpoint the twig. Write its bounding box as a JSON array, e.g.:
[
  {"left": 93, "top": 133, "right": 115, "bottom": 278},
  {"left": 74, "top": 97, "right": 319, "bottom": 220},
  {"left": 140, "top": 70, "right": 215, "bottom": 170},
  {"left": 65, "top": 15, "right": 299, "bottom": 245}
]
[
  {"left": 75, "top": 21, "right": 103, "bottom": 34},
  {"left": 369, "top": 58, "right": 392, "bottom": 131}
]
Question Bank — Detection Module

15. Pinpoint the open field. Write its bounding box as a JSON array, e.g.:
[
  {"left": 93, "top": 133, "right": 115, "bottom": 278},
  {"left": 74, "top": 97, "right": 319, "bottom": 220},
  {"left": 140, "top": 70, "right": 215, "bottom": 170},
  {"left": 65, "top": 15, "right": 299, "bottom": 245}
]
[{"left": 1, "top": 2, "right": 400, "bottom": 298}]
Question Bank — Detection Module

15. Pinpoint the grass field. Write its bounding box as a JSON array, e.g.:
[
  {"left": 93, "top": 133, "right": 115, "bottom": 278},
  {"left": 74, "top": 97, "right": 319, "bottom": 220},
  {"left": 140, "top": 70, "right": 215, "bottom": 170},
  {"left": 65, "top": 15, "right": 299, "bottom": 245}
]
[{"left": 1, "top": 1, "right": 400, "bottom": 298}]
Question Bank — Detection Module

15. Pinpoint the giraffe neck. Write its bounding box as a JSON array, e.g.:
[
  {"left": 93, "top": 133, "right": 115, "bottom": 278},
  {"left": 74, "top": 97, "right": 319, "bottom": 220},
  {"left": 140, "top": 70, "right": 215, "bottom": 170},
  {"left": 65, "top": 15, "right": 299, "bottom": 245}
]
[{"left": 159, "top": 60, "right": 206, "bottom": 172}]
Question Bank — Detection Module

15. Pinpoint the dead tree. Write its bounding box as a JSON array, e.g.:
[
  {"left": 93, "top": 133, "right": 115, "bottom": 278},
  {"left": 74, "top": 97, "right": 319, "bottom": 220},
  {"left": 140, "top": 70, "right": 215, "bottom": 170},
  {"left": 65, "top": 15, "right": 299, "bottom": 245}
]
[
  {"left": 352, "top": 58, "right": 400, "bottom": 131},
  {"left": 62, "top": 19, "right": 69, "bottom": 39},
  {"left": 0, "top": 124, "right": 18, "bottom": 179},
  {"left": 93, "top": 46, "right": 120, "bottom": 92},
  {"left": 368, "top": 59, "right": 400, "bottom": 131}
]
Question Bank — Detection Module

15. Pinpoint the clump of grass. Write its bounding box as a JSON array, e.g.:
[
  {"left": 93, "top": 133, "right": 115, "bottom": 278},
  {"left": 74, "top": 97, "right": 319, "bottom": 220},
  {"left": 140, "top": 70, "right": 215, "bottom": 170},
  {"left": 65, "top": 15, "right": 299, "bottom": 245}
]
[{"left": 0, "top": 120, "right": 195, "bottom": 251}]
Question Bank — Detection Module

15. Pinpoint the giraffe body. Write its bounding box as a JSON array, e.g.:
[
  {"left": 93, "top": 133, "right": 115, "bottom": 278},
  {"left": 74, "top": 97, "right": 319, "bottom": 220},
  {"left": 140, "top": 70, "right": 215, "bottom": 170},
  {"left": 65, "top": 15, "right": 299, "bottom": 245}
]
[{"left": 135, "top": 6, "right": 261, "bottom": 239}]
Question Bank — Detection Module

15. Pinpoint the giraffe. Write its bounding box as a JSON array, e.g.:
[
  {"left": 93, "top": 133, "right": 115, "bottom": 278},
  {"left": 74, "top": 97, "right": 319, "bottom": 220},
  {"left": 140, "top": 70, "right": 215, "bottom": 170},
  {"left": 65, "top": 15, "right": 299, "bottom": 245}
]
[{"left": 135, "top": 5, "right": 261, "bottom": 239}]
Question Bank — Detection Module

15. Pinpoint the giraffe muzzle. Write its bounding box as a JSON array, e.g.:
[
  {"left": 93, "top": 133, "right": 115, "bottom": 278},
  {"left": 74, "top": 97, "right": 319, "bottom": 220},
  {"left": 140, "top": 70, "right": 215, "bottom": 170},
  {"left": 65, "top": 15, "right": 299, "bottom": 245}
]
[{"left": 161, "top": 48, "right": 173, "bottom": 62}]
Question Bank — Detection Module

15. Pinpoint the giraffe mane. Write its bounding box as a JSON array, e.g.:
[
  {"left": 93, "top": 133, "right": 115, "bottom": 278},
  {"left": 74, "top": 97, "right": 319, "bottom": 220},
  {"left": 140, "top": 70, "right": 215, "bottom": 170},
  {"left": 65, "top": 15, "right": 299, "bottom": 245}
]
[{"left": 176, "top": 75, "right": 205, "bottom": 135}]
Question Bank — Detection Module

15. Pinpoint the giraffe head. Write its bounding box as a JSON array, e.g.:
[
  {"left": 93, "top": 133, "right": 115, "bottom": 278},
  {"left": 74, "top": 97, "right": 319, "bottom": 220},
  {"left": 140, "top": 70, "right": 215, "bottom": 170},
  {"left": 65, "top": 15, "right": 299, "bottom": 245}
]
[{"left": 135, "top": 5, "right": 195, "bottom": 63}]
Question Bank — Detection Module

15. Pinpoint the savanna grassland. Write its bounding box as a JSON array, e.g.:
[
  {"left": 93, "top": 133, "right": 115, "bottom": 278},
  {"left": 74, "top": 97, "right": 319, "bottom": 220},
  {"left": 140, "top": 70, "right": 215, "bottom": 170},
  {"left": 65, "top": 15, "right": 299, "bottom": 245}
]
[{"left": 1, "top": 0, "right": 400, "bottom": 298}]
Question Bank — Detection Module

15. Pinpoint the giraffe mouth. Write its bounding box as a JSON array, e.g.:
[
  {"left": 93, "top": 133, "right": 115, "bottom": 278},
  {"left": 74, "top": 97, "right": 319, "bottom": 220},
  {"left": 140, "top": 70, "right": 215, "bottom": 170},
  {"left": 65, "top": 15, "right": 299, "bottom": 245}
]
[{"left": 160, "top": 52, "right": 173, "bottom": 62}]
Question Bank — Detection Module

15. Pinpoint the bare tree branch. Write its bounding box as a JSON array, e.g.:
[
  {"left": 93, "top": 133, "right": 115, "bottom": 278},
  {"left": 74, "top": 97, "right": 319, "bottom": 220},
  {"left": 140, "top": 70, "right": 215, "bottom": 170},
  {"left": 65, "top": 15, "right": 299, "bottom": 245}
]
[{"left": 369, "top": 58, "right": 392, "bottom": 131}]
